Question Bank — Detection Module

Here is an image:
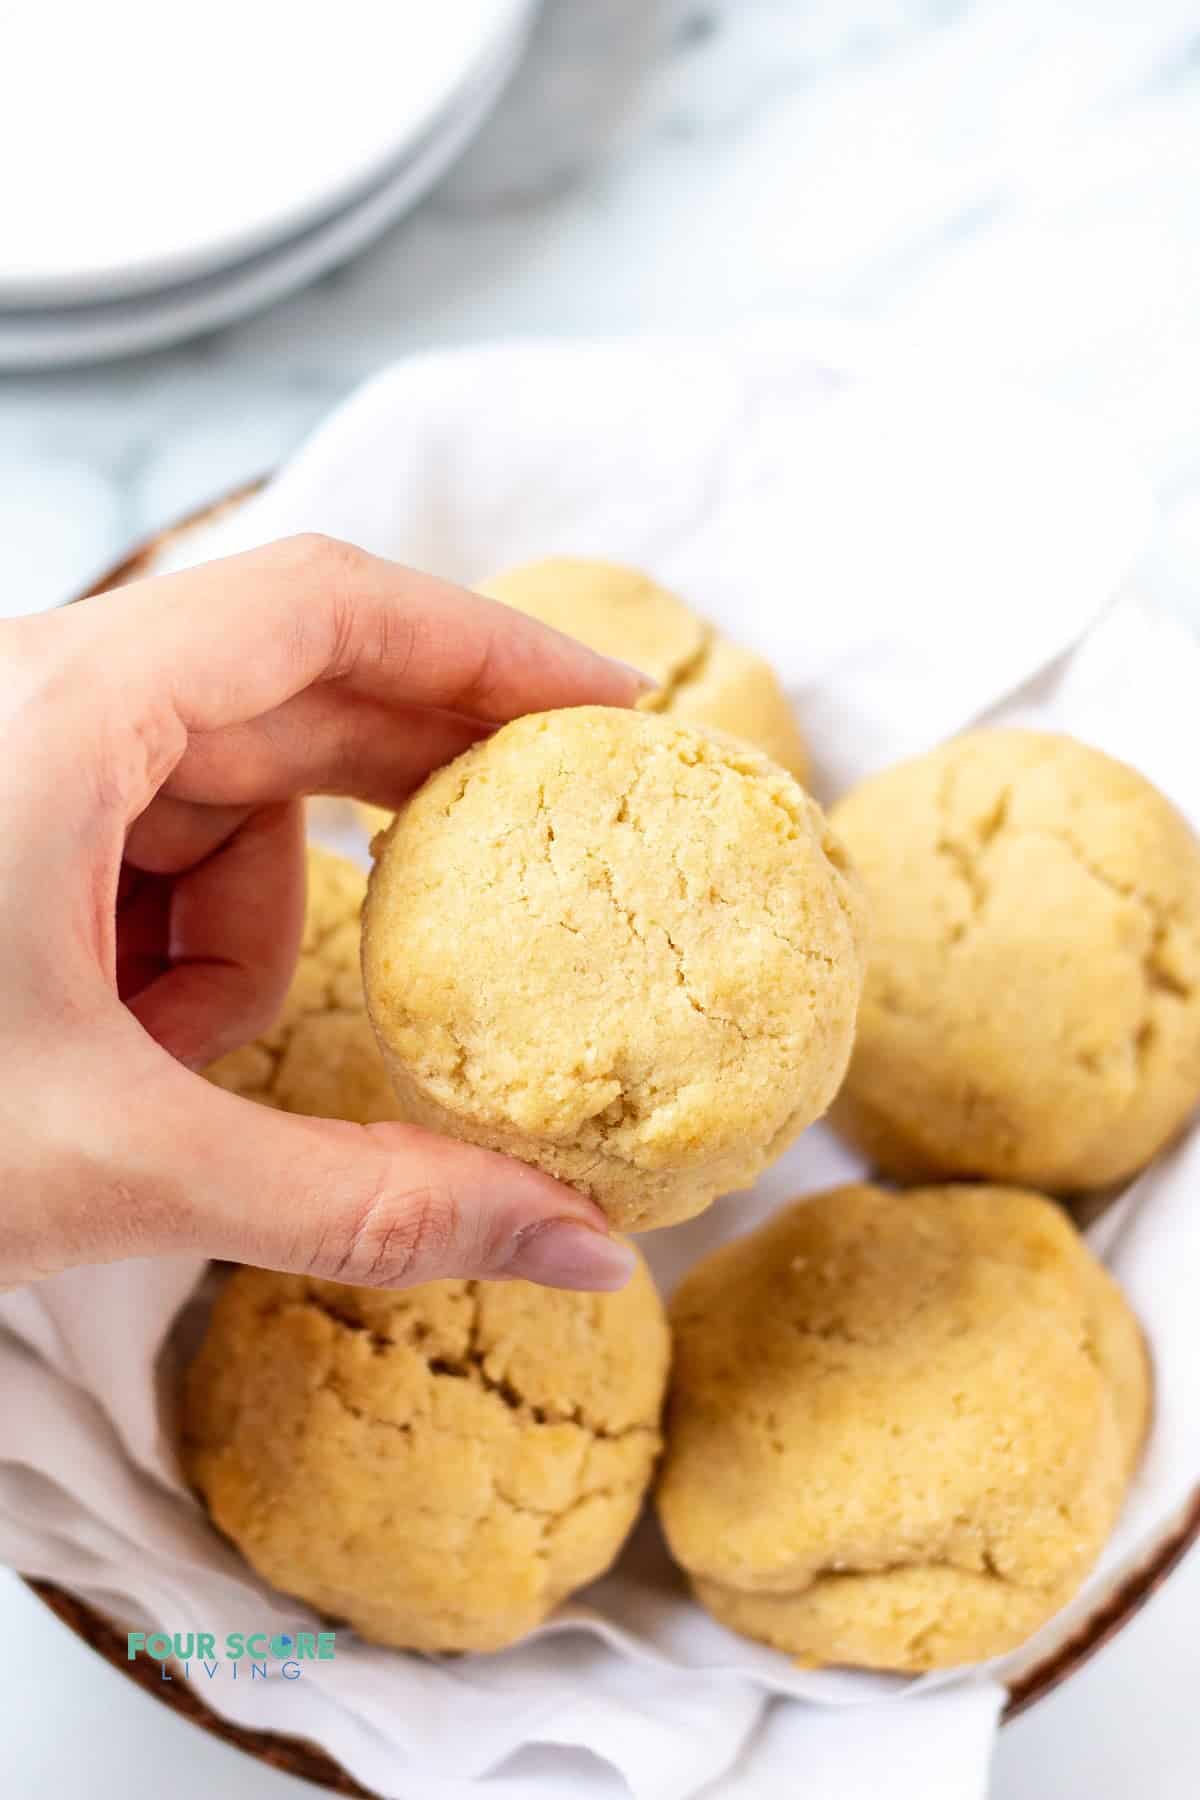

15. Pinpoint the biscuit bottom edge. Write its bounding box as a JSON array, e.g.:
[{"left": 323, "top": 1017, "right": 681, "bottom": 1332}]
[{"left": 690, "top": 1560, "right": 1084, "bottom": 1674}]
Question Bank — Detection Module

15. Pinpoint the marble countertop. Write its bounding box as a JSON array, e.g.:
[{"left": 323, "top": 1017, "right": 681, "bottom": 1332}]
[
  {"left": 3, "top": 2, "right": 1199, "bottom": 1795},
  {"left": 5, "top": 0, "right": 1200, "bottom": 622}
]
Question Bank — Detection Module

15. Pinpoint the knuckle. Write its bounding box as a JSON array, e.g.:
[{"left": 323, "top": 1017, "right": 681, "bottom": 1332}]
[
  {"left": 276, "top": 533, "right": 373, "bottom": 679},
  {"left": 280, "top": 531, "right": 370, "bottom": 593},
  {"left": 325, "top": 1177, "right": 461, "bottom": 1288}
]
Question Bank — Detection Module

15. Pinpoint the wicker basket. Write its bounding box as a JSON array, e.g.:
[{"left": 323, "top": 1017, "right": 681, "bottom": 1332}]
[{"left": 21, "top": 483, "right": 1200, "bottom": 1793}]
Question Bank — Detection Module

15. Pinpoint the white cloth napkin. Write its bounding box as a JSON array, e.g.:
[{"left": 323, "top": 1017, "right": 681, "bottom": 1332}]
[{"left": 2, "top": 324, "right": 1187, "bottom": 1800}]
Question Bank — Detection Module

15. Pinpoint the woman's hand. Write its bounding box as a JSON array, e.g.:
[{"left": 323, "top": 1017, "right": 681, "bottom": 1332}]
[{"left": 0, "top": 535, "right": 646, "bottom": 1294}]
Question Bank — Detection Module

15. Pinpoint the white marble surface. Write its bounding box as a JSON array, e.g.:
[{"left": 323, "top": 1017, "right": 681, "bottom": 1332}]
[
  {"left": 4, "top": 0, "right": 1200, "bottom": 620},
  {"left": 3, "top": 0, "right": 1200, "bottom": 1793}
]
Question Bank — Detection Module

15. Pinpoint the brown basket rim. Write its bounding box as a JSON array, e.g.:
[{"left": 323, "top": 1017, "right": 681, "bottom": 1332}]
[{"left": 22, "top": 480, "right": 1200, "bottom": 1792}]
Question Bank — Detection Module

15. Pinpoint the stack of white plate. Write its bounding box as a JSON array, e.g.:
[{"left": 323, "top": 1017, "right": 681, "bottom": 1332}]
[{"left": 0, "top": 0, "right": 538, "bottom": 368}]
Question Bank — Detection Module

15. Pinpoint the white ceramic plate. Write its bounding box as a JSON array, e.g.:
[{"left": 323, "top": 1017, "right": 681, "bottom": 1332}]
[
  {"left": 0, "top": 0, "right": 535, "bottom": 306},
  {"left": 0, "top": 12, "right": 532, "bottom": 370}
]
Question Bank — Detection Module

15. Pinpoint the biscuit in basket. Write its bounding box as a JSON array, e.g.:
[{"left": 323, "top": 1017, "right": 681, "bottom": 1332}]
[
  {"left": 829, "top": 729, "right": 1200, "bottom": 1190},
  {"left": 205, "top": 845, "right": 395, "bottom": 1124},
  {"left": 356, "top": 556, "right": 808, "bottom": 836},
  {"left": 182, "top": 1257, "right": 670, "bottom": 1652},
  {"left": 656, "top": 1182, "right": 1150, "bottom": 1671},
  {"left": 362, "top": 706, "right": 867, "bottom": 1232}
]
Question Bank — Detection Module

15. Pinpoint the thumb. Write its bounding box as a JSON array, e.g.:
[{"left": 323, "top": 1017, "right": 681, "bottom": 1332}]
[{"left": 135, "top": 1068, "right": 637, "bottom": 1293}]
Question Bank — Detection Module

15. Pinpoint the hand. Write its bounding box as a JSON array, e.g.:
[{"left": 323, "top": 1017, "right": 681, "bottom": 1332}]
[{"left": 1, "top": 535, "right": 647, "bottom": 1294}]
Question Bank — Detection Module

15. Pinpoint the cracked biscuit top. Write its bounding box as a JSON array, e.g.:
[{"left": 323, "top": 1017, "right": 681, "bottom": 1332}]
[
  {"left": 182, "top": 1258, "right": 669, "bottom": 1653},
  {"left": 656, "top": 1182, "right": 1149, "bottom": 1672},
  {"left": 482, "top": 557, "right": 809, "bottom": 783},
  {"left": 354, "top": 555, "right": 809, "bottom": 837},
  {"left": 829, "top": 728, "right": 1200, "bottom": 1191},
  {"left": 362, "top": 706, "right": 867, "bottom": 1232},
  {"left": 205, "top": 846, "right": 397, "bottom": 1124}
]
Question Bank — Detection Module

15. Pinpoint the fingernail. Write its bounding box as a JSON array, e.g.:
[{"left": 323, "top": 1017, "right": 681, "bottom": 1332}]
[{"left": 504, "top": 1220, "right": 637, "bottom": 1292}]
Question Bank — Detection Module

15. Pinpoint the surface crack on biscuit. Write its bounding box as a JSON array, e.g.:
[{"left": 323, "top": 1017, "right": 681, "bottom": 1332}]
[
  {"left": 601, "top": 786, "right": 763, "bottom": 1047},
  {"left": 301, "top": 1280, "right": 652, "bottom": 1445},
  {"left": 662, "top": 923, "right": 751, "bottom": 1041},
  {"left": 1145, "top": 920, "right": 1191, "bottom": 1001},
  {"left": 428, "top": 1355, "right": 527, "bottom": 1413},
  {"left": 934, "top": 765, "right": 992, "bottom": 944},
  {"left": 320, "top": 1375, "right": 412, "bottom": 1434},
  {"left": 442, "top": 768, "right": 476, "bottom": 819},
  {"left": 932, "top": 771, "right": 1196, "bottom": 1079},
  {"left": 1018, "top": 821, "right": 1192, "bottom": 994},
  {"left": 785, "top": 1316, "right": 868, "bottom": 1349},
  {"left": 1023, "top": 821, "right": 1195, "bottom": 1075},
  {"left": 368, "top": 711, "right": 862, "bottom": 1226},
  {"left": 594, "top": 837, "right": 759, "bottom": 1051},
  {"left": 441, "top": 1018, "right": 469, "bottom": 1083},
  {"left": 762, "top": 1535, "right": 1036, "bottom": 1613},
  {"left": 302, "top": 1290, "right": 391, "bottom": 1352},
  {"left": 188, "top": 1259, "right": 669, "bottom": 1649},
  {"left": 611, "top": 761, "right": 650, "bottom": 828},
  {"left": 977, "top": 787, "right": 1011, "bottom": 847},
  {"left": 492, "top": 1481, "right": 623, "bottom": 1526},
  {"left": 641, "top": 624, "right": 715, "bottom": 715}
]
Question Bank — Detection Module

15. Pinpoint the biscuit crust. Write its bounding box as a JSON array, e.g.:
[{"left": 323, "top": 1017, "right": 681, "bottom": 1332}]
[
  {"left": 205, "top": 846, "right": 396, "bottom": 1124},
  {"left": 183, "top": 1258, "right": 670, "bottom": 1652},
  {"left": 657, "top": 1182, "right": 1149, "bottom": 1671},
  {"left": 830, "top": 729, "right": 1200, "bottom": 1190},
  {"left": 363, "top": 707, "right": 866, "bottom": 1231},
  {"left": 355, "top": 556, "right": 808, "bottom": 838}
]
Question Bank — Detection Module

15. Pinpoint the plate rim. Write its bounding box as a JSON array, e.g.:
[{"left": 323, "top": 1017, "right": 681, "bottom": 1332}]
[
  {"left": 0, "top": 13, "right": 533, "bottom": 371},
  {"left": 0, "top": 0, "right": 539, "bottom": 307}
]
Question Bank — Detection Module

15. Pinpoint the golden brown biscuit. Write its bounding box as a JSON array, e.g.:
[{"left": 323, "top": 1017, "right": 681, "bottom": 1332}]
[
  {"left": 182, "top": 1258, "right": 670, "bottom": 1652},
  {"left": 205, "top": 845, "right": 396, "bottom": 1124},
  {"left": 362, "top": 707, "right": 866, "bottom": 1232},
  {"left": 657, "top": 1183, "right": 1149, "bottom": 1671},
  {"left": 483, "top": 558, "right": 810, "bottom": 781},
  {"left": 355, "top": 556, "right": 808, "bottom": 837},
  {"left": 829, "top": 729, "right": 1200, "bottom": 1190}
]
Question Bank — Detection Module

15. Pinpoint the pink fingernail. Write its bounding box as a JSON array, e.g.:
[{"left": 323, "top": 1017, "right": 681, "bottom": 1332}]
[{"left": 505, "top": 1220, "right": 637, "bottom": 1292}]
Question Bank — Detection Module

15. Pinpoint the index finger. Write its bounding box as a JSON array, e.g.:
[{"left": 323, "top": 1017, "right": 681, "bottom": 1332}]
[{"left": 65, "top": 533, "right": 651, "bottom": 736}]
